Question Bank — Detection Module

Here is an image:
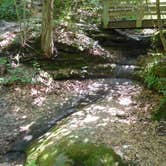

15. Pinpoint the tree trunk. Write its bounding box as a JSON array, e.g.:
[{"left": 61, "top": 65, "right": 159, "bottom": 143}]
[
  {"left": 156, "top": 0, "right": 166, "bottom": 52},
  {"left": 41, "top": 0, "right": 54, "bottom": 58}
]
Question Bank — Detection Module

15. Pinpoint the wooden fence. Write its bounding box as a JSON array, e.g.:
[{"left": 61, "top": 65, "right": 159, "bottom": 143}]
[{"left": 102, "top": 0, "right": 166, "bottom": 28}]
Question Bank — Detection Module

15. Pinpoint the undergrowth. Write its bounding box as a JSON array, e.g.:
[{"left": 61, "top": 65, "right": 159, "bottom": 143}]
[
  {"left": 143, "top": 53, "right": 166, "bottom": 121},
  {"left": 0, "top": 0, "right": 29, "bottom": 20},
  {"left": 0, "top": 57, "right": 40, "bottom": 85}
]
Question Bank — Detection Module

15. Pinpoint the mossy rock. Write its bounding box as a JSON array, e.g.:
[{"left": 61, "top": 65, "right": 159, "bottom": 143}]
[
  {"left": 25, "top": 119, "right": 128, "bottom": 166},
  {"left": 26, "top": 140, "right": 127, "bottom": 166},
  {"left": 53, "top": 69, "right": 81, "bottom": 80}
]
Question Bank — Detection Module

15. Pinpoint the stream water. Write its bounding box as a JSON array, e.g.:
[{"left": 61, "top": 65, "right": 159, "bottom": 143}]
[{"left": 1, "top": 29, "right": 166, "bottom": 166}]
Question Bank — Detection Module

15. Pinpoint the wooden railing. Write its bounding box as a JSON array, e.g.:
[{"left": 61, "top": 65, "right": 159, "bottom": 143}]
[{"left": 102, "top": 0, "right": 166, "bottom": 28}]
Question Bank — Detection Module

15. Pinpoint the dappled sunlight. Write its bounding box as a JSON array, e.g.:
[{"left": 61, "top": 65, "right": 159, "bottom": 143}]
[
  {"left": 20, "top": 122, "right": 34, "bottom": 132},
  {"left": 26, "top": 100, "right": 133, "bottom": 165},
  {"left": 85, "top": 105, "right": 106, "bottom": 112},
  {"left": 106, "top": 95, "right": 113, "bottom": 101},
  {"left": 87, "top": 81, "right": 105, "bottom": 91},
  {"left": 42, "top": 154, "right": 49, "bottom": 161},
  {"left": 12, "top": 105, "right": 21, "bottom": 112},
  {"left": 118, "top": 96, "right": 132, "bottom": 106},
  {"left": 32, "top": 94, "right": 138, "bottom": 155},
  {"left": 24, "top": 77, "right": 165, "bottom": 165},
  {"left": 32, "top": 96, "right": 46, "bottom": 107},
  {"left": 107, "top": 0, "right": 166, "bottom": 29},
  {"left": 33, "top": 70, "right": 54, "bottom": 87},
  {"left": 28, "top": 131, "right": 73, "bottom": 160},
  {"left": 23, "top": 135, "right": 33, "bottom": 141},
  {"left": 0, "top": 0, "right": 165, "bottom": 164},
  {"left": 107, "top": 107, "right": 125, "bottom": 116},
  {"left": 0, "top": 32, "right": 17, "bottom": 48},
  {"left": 54, "top": 25, "right": 107, "bottom": 56},
  {"left": 30, "top": 91, "right": 46, "bottom": 106},
  {"left": 30, "top": 71, "right": 54, "bottom": 107},
  {"left": 31, "top": 126, "right": 74, "bottom": 155},
  {"left": 81, "top": 114, "right": 99, "bottom": 123},
  {"left": 142, "top": 29, "right": 157, "bottom": 35}
]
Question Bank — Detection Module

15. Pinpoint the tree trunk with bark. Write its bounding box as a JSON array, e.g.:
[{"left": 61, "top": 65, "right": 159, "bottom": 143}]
[
  {"left": 41, "top": 0, "right": 54, "bottom": 58},
  {"left": 156, "top": 0, "right": 166, "bottom": 52}
]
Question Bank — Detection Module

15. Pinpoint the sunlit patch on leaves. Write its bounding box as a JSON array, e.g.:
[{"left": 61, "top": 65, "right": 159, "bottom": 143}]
[{"left": 26, "top": 160, "right": 37, "bottom": 166}]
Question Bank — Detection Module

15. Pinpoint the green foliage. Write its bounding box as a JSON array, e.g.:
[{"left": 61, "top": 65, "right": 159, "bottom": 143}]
[
  {"left": 144, "top": 59, "right": 166, "bottom": 93},
  {"left": 54, "top": 0, "right": 101, "bottom": 25},
  {"left": 36, "top": 141, "right": 127, "bottom": 166},
  {"left": 9, "top": 67, "right": 32, "bottom": 83},
  {"left": 153, "top": 97, "right": 166, "bottom": 121},
  {"left": 0, "top": 0, "right": 30, "bottom": 20},
  {"left": 0, "top": 67, "right": 32, "bottom": 85},
  {"left": 143, "top": 54, "right": 166, "bottom": 121},
  {"left": 0, "top": 58, "right": 35, "bottom": 85},
  {"left": 0, "top": 0, "right": 17, "bottom": 20},
  {"left": 0, "top": 57, "right": 8, "bottom": 65},
  {"left": 33, "top": 61, "right": 41, "bottom": 72},
  {"left": 145, "top": 75, "right": 158, "bottom": 89},
  {"left": 54, "top": 153, "right": 73, "bottom": 166},
  {"left": 26, "top": 160, "right": 37, "bottom": 166},
  {"left": 63, "top": 143, "right": 122, "bottom": 166}
]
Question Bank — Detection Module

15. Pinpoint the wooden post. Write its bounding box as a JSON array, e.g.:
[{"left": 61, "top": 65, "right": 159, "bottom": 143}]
[
  {"left": 102, "top": 0, "right": 110, "bottom": 28},
  {"left": 136, "top": 1, "right": 145, "bottom": 28},
  {"left": 156, "top": 0, "right": 166, "bottom": 52}
]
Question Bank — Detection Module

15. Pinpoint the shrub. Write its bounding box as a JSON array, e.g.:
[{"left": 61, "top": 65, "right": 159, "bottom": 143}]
[
  {"left": 153, "top": 97, "right": 166, "bottom": 121},
  {"left": 143, "top": 54, "right": 166, "bottom": 121},
  {"left": 0, "top": 0, "right": 17, "bottom": 20},
  {"left": 0, "top": 0, "right": 29, "bottom": 21}
]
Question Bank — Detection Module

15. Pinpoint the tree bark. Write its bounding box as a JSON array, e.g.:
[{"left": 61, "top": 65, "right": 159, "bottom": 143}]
[
  {"left": 41, "top": 0, "right": 54, "bottom": 58},
  {"left": 156, "top": 0, "right": 166, "bottom": 52}
]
